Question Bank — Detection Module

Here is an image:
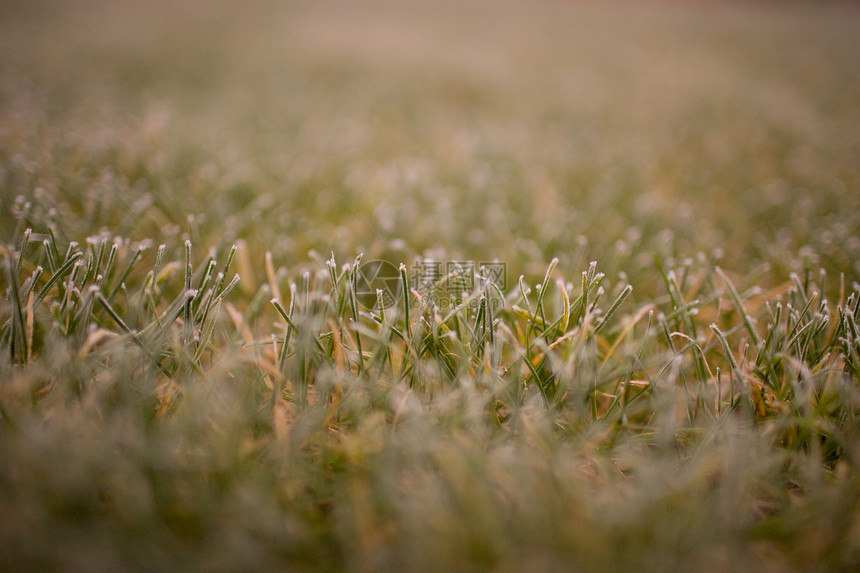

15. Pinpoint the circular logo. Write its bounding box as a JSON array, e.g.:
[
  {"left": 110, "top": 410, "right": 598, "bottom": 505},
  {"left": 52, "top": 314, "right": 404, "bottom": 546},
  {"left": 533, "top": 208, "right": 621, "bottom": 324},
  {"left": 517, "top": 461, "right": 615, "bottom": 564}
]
[{"left": 355, "top": 259, "right": 402, "bottom": 310}]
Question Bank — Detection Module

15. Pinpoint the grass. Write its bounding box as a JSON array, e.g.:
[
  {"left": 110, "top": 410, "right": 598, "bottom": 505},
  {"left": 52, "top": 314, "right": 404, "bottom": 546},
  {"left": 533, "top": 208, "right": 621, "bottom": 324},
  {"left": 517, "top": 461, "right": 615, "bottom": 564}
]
[{"left": 2, "top": 0, "right": 860, "bottom": 571}]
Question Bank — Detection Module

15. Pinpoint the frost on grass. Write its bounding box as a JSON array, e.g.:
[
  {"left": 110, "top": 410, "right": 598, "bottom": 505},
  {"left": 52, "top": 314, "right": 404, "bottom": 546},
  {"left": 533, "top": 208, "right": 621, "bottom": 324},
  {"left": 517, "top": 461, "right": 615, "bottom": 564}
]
[{"left": 2, "top": 0, "right": 860, "bottom": 571}]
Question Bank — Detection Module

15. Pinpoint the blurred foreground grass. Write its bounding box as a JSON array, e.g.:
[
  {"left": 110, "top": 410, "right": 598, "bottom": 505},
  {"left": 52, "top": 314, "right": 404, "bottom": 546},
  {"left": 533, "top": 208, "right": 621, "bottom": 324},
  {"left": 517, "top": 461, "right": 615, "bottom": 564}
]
[{"left": 2, "top": 1, "right": 860, "bottom": 571}]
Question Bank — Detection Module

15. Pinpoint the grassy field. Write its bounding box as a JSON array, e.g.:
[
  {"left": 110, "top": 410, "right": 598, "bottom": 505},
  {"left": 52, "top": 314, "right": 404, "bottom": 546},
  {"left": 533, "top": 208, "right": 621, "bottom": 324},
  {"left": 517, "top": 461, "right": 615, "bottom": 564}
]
[{"left": 2, "top": 0, "right": 860, "bottom": 571}]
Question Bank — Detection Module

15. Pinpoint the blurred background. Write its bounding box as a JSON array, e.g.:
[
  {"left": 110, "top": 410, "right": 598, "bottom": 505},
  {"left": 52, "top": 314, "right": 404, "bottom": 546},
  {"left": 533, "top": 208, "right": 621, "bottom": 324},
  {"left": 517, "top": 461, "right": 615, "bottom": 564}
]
[{"left": 2, "top": 0, "right": 859, "bottom": 290}]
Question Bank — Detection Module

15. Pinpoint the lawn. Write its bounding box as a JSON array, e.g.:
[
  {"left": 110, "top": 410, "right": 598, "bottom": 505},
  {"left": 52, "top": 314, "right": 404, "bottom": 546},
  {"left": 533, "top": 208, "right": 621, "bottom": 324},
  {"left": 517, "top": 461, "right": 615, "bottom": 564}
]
[{"left": 2, "top": 1, "right": 860, "bottom": 571}]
